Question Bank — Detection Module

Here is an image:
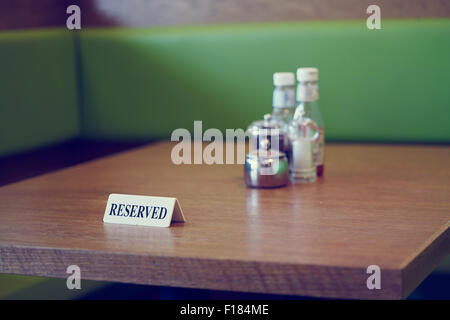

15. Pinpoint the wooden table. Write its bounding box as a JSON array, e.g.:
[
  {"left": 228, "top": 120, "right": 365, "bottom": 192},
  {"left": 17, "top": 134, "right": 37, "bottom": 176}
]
[{"left": 0, "top": 142, "right": 448, "bottom": 299}]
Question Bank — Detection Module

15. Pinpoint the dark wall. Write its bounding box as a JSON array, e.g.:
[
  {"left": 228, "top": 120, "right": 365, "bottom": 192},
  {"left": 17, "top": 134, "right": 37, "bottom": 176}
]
[{"left": 1, "top": 0, "right": 450, "bottom": 30}]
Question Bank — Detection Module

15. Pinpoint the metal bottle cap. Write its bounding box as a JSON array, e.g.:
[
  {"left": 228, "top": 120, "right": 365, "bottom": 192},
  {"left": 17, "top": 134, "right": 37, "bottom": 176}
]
[
  {"left": 247, "top": 114, "right": 287, "bottom": 152},
  {"left": 244, "top": 149, "right": 289, "bottom": 188},
  {"left": 248, "top": 114, "right": 286, "bottom": 134}
]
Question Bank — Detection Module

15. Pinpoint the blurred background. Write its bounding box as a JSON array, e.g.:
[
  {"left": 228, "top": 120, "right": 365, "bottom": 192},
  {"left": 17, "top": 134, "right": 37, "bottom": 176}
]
[{"left": 0, "top": 0, "right": 449, "bottom": 299}]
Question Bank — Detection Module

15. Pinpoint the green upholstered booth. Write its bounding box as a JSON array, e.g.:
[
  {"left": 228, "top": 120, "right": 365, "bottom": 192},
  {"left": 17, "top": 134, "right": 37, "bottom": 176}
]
[
  {"left": 1, "top": 19, "right": 449, "bottom": 159},
  {"left": 77, "top": 19, "right": 450, "bottom": 143},
  {"left": 0, "top": 18, "right": 449, "bottom": 299},
  {"left": 0, "top": 29, "right": 80, "bottom": 157}
]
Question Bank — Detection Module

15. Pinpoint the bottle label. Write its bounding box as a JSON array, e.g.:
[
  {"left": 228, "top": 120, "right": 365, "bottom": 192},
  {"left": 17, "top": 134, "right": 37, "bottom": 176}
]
[
  {"left": 273, "top": 89, "right": 295, "bottom": 108},
  {"left": 296, "top": 84, "right": 319, "bottom": 102},
  {"left": 291, "top": 138, "right": 315, "bottom": 170}
]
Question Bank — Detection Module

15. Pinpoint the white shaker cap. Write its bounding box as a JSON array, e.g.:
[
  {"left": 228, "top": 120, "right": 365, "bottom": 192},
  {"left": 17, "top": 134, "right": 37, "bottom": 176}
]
[
  {"left": 297, "top": 67, "right": 319, "bottom": 81},
  {"left": 273, "top": 72, "right": 295, "bottom": 86}
]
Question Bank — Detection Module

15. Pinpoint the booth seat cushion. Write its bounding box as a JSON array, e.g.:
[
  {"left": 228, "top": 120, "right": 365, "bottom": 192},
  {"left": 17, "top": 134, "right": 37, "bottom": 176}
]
[
  {"left": 78, "top": 19, "right": 450, "bottom": 142},
  {"left": 0, "top": 29, "right": 80, "bottom": 157}
]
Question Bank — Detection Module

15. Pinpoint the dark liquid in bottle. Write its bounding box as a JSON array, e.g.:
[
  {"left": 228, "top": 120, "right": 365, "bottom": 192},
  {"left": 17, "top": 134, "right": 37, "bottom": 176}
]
[
  {"left": 317, "top": 164, "right": 324, "bottom": 177},
  {"left": 316, "top": 127, "right": 324, "bottom": 177}
]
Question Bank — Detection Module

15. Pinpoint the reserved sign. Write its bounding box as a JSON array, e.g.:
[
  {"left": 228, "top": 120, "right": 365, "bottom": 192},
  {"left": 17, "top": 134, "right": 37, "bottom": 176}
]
[{"left": 103, "top": 193, "right": 186, "bottom": 228}]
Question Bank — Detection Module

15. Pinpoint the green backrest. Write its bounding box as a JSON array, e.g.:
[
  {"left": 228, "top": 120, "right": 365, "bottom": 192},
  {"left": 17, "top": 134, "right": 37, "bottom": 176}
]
[
  {"left": 1, "top": 19, "right": 449, "bottom": 159},
  {"left": 0, "top": 29, "right": 80, "bottom": 157},
  {"left": 78, "top": 19, "right": 450, "bottom": 143}
]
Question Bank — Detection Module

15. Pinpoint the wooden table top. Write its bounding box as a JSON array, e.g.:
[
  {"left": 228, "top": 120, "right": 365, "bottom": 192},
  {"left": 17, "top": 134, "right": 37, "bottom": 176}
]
[{"left": 0, "top": 142, "right": 448, "bottom": 299}]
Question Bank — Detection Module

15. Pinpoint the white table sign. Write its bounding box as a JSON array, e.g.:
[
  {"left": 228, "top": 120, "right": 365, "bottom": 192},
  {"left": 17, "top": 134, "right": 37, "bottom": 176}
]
[{"left": 103, "top": 193, "right": 186, "bottom": 228}]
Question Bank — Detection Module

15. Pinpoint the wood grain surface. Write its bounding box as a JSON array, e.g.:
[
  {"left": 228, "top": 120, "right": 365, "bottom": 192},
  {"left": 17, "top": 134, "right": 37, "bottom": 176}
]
[{"left": 0, "top": 142, "right": 448, "bottom": 299}]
